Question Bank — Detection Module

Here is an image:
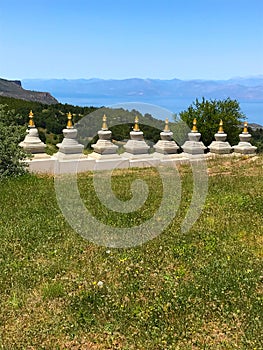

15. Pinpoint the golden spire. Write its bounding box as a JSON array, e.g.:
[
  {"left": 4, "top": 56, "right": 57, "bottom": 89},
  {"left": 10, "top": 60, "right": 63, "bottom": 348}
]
[
  {"left": 67, "top": 112, "right": 73, "bottom": 128},
  {"left": 164, "top": 118, "right": 170, "bottom": 132},
  {"left": 192, "top": 118, "right": 198, "bottom": 132},
  {"left": 243, "top": 121, "right": 248, "bottom": 133},
  {"left": 218, "top": 119, "right": 224, "bottom": 133},
  {"left": 28, "top": 110, "right": 35, "bottom": 127},
  {"left": 102, "top": 114, "right": 108, "bottom": 130},
  {"left": 133, "top": 116, "right": 140, "bottom": 131}
]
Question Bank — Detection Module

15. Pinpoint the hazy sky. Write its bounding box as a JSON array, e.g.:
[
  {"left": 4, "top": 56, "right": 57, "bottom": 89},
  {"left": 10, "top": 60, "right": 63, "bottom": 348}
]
[{"left": 0, "top": 0, "right": 262, "bottom": 80}]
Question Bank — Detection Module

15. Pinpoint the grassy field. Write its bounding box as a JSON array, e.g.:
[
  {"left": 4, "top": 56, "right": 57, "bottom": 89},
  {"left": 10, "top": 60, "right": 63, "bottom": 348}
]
[{"left": 0, "top": 155, "right": 262, "bottom": 349}]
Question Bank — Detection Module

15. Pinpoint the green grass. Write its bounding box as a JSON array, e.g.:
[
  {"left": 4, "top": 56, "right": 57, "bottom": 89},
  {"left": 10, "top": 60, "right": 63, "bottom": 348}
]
[{"left": 0, "top": 156, "right": 262, "bottom": 349}]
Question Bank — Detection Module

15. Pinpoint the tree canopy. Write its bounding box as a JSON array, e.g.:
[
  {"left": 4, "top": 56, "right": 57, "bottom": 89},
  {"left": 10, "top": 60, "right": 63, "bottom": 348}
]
[{"left": 179, "top": 98, "right": 245, "bottom": 146}]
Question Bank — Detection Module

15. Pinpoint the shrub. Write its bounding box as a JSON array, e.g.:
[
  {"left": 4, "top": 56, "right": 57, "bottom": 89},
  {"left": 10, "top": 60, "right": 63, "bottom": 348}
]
[{"left": 0, "top": 104, "right": 28, "bottom": 177}]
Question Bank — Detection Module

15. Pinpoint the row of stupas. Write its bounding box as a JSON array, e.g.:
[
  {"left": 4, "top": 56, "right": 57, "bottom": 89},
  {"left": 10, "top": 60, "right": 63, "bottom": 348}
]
[{"left": 19, "top": 111, "right": 257, "bottom": 173}]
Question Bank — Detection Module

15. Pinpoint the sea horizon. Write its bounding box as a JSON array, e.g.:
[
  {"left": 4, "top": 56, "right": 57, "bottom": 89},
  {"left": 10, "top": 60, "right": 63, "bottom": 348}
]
[{"left": 56, "top": 95, "right": 263, "bottom": 126}]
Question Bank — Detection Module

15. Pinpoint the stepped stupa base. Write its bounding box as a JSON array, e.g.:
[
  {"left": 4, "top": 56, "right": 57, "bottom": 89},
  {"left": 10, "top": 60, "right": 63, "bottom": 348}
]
[
  {"left": 209, "top": 141, "right": 232, "bottom": 154},
  {"left": 233, "top": 143, "right": 257, "bottom": 155},
  {"left": 123, "top": 140, "right": 150, "bottom": 155},
  {"left": 123, "top": 124, "right": 151, "bottom": 156},
  {"left": 208, "top": 129, "right": 232, "bottom": 154},
  {"left": 88, "top": 116, "right": 130, "bottom": 170},
  {"left": 181, "top": 140, "right": 206, "bottom": 155},
  {"left": 153, "top": 140, "right": 179, "bottom": 154},
  {"left": 91, "top": 128, "right": 119, "bottom": 155},
  {"left": 122, "top": 118, "right": 153, "bottom": 167},
  {"left": 53, "top": 123, "right": 84, "bottom": 160},
  {"left": 233, "top": 127, "right": 257, "bottom": 155},
  {"left": 19, "top": 127, "right": 46, "bottom": 154},
  {"left": 181, "top": 127, "right": 207, "bottom": 155}
]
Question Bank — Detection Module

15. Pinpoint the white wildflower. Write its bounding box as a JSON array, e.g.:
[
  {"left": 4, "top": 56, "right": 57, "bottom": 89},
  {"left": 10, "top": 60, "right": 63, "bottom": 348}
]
[{"left": 97, "top": 281, "right": 104, "bottom": 288}]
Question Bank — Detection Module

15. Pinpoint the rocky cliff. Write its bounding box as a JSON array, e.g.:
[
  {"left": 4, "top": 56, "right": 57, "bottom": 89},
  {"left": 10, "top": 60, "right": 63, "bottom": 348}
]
[{"left": 0, "top": 78, "right": 58, "bottom": 104}]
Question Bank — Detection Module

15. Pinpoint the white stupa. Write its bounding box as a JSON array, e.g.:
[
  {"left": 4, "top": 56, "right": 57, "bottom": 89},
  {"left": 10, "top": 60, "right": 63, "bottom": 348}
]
[
  {"left": 89, "top": 114, "right": 119, "bottom": 157},
  {"left": 153, "top": 118, "right": 180, "bottom": 155},
  {"left": 181, "top": 118, "right": 207, "bottom": 156},
  {"left": 152, "top": 119, "right": 188, "bottom": 164},
  {"left": 122, "top": 116, "right": 151, "bottom": 157},
  {"left": 121, "top": 116, "right": 158, "bottom": 167},
  {"left": 233, "top": 122, "right": 257, "bottom": 155},
  {"left": 208, "top": 120, "right": 232, "bottom": 154},
  {"left": 19, "top": 110, "right": 47, "bottom": 154},
  {"left": 88, "top": 114, "right": 129, "bottom": 170},
  {"left": 53, "top": 112, "right": 84, "bottom": 159}
]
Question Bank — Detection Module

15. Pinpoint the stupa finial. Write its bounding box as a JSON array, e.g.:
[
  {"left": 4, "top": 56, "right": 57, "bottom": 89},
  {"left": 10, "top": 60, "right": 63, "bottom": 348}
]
[
  {"left": 102, "top": 114, "right": 108, "bottom": 130},
  {"left": 218, "top": 119, "right": 224, "bottom": 133},
  {"left": 28, "top": 110, "right": 35, "bottom": 127},
  {"left": 67, "top": 112, "right": 73, "bottom": 129},
  {"left": 133, "top": 116, "right": 140, "bottom": 131},
  {"left": 164, "top": 118, "right": 170, "bottom": 132},
  {"left": 192, "top": 118, "right": 198, "bottom": 132},
  {"left": 243, "top": 121, "right": 248, "bottom": 133}
]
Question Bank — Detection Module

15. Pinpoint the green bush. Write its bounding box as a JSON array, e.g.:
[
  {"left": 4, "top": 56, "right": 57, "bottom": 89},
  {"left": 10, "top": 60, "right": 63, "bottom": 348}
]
[
  {"left": 179, "top": 97, "right": 245, "bottom": 146},
  {"left": 250, "top": 127, "right": 263, "bottom": 153},
  {"left": 0, "top": 104, "right": 28, "bottom": 177}
]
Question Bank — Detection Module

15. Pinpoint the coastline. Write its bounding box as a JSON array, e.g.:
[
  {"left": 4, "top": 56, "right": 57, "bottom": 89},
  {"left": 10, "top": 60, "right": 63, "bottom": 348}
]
[{"left": 56, "top": 95, "right": 263, "bottom": 125}]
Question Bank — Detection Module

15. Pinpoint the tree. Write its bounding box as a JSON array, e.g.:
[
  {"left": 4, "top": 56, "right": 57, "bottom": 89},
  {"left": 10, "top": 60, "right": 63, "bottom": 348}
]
[
  {"left": 179, "top": 98, "right": 245, "bottom": 146},
  {"left": 250, "top": 127, "right": 263, "bottom": 153},
  {"left": 0, "top": 104, "right": 28, "bottom": 177}
]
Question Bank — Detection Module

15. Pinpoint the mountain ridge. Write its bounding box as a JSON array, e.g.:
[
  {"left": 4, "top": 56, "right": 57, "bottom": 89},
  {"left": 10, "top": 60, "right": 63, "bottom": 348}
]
[
  {"left": 22, "top": 76, "right": 263, "bottom": 101},
  {"left": 0, "top": 78, "right": 58, "bottom": 104}
]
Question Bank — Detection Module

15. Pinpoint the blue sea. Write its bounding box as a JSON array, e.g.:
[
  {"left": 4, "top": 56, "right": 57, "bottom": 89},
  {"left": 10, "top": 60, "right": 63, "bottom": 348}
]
[{"left": 57, "top": 96, "right": 263, "bottom": 126}]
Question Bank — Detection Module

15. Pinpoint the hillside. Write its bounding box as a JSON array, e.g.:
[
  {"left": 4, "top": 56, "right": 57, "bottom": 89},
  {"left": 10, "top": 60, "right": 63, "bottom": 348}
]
[
  {"left": 0, "top": 78, "right": 58, "bottom": 104},
  {"left": 0, "top": 95, "right": 165, "bottom": 150},
  {"left": 250, "top": 123, "right": 263, "bottom": 130}
]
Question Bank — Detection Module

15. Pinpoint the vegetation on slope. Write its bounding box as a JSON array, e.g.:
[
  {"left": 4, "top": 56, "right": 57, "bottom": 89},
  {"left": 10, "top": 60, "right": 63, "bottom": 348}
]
[
  {"left": 0, "top": 104, "right": 28, "bottom": 177},
  {"left": 0, "top": 78, "right": 58, "bottom": 104},
  {"left": 0, "top": 96, "right": 166, "bottom": 148}
]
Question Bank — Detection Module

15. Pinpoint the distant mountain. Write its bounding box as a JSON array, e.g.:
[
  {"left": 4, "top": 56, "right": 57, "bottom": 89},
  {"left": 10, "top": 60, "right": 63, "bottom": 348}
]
[
  {"left": 22, "top": 76, "right": 263, "bottom": 101},
  {"left": 0, "top": 78, "right": 58, "bottom": 104},
  {"left": 227, "top": 75, "right": 263, "bottom": 87},
  {"left": 249, "top": 123, "right": 263, "bottom": 130}
]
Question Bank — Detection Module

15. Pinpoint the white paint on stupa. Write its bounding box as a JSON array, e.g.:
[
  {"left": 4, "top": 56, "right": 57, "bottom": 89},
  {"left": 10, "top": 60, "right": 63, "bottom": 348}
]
[
  {"left": 181, "top": 118, "right": 207, "bottom": 156},
  {"left": 51, "top": 112, "right": 96, "bottom": 174},
  {"left": 19, "top": 110, "right": 47, "bottom": 155},
  {"left": 208, "top": 120, "right": 232, "bottom": 154},
  {"left": 153, "top": 119, "right": 180, "bottom": 155},
  {"left": 153, "top": 119, "right": 188, "bottom": 165},
  {"left": 233, "top": 122, "right": 257, "bottom": 155},
  {"left": 53, "top": 112, "right": 84, "bottom": 160},
  {"left": 88, "top": 115, "right": 129, "bottom": 170},
  {"left": 122, "top": 116, "right": 150, "bottom": 156},
  {"left": 121, "top": 116, "right": 159, "bottom": 167}
]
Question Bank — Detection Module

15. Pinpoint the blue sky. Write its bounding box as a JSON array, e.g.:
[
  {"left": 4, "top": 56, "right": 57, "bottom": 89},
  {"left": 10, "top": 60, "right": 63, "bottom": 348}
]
[{"left": 0, "top": 0, "right": 262, "bottom": 80}]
